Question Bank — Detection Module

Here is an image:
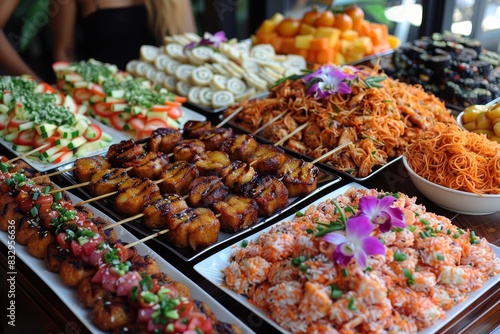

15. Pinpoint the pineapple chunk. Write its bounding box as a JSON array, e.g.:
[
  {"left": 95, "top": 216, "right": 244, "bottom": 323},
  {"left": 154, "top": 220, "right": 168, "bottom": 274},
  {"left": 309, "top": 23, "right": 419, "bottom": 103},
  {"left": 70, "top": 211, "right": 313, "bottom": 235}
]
[
  {"left": 315, "top": 27, "right": 341, "bottom": 48},
  {"left": 295, "top": 34, "right": 314, "bottom": 49}
]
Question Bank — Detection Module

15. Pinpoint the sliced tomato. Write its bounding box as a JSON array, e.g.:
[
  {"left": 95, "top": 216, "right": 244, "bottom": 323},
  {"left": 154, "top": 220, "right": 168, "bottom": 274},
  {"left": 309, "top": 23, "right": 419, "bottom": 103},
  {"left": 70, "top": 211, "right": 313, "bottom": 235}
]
[
  {"left": 92, "top": 102, "right": 114, "bottom": 118},
  {"left": 56, "top": 79, "right": 66, "bottom": 90},
  {"left": 91, "top": 263, "right": 108, "bottom": 284},
  {"left": 52, "top": 61, "right": 71, "bottom": 72},
  {"left": 116, "top": 271, "right": 142, "bottom": 297},
  {"left": 70, "top": 240, "right": 81, "bottom": 257},
  {"left": 110, "top": 113, "right": 127, "bottom": 131},
  {"left": 7, "top": 117, "right": 28, "bottom": 132},
  {"left": 128, "top": 116, "right": 146, "bottom": 132},
  {"left": 56, "top": 232, "right": 70, "bottom": 250},
  {"left": 167, "top": 107, "right": 182, "bottom": 120},
  {"left": 101, "top": 269, "right": 119, "bottom": 293},
  {"left": 88, "top": 83, "right": 107, "bottom": 97},
  {"left": 73, "top": 88, "right": 93, "bottom": 103},
  {"left": 115, "top": 243, "right": 128, "bottom": 263},
  {"left": 35, "top": 193, "right": 53, "bottom": 206},
  {"left": 174, "top": 95, "right": 187, "bottom": 103},
  {"left": 15, "top": 190, "right": 30, "bottom": 204},
  {"left": 44, "top": 133, "right": 61, "bottom": 147},
  {"left": 83, "top": 123, "right": 103, "bottom": 142},
  {"left": 13, "top": 130, "right": 35, "bottom": 146}
]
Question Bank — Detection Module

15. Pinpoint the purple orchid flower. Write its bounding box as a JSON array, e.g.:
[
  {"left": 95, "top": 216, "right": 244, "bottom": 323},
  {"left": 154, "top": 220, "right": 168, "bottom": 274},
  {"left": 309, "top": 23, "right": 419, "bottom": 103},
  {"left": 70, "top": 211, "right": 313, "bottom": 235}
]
[
  {"left": 323, "top": 215, "right": 385, "bottom": 268},
  {"left": 302, "top": 65, "right": 358, "bottom": 98},
  {"left": 357, "top": 196, "right": 406, "bottom": 233},
  {"left": 200, "top": 31, "right": 227, "bottom": 48}
]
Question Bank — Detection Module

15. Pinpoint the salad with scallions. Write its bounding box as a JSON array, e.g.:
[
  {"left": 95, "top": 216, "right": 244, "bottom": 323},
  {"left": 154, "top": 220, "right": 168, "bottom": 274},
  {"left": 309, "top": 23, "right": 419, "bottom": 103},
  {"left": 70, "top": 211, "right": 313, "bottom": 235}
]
[
  {"left": 0, "top": 76, "right": 113, "bottom": 165},
  {"left": 53, "top": 59, "right": 185, "bottom": 139}
]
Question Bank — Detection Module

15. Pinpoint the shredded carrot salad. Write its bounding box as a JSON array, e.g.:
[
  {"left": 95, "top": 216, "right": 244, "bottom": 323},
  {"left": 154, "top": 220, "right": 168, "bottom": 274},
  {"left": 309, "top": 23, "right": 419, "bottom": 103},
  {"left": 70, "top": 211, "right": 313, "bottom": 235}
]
[
  {"left": 222, "top": 187, "right": 500, "bottom": 333},
  {"left": 405, "top": 122, "right": 500, "bottom": 195},
  {"left": 225, "top": 66, "right": 455, "bottom": 177}
]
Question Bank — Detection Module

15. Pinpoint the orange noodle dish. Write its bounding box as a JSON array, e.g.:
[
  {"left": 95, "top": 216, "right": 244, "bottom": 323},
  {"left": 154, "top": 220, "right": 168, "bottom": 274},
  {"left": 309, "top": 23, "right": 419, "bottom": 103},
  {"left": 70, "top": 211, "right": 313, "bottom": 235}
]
[
  {"left": 405, "top": 122, "right": 500, "bottom": 195},
  {"left": 224, "top": 64, "right": 456, "bottom": 177},
  {"left": 222, "top": 187, "right": 500, "bottom": 333}
]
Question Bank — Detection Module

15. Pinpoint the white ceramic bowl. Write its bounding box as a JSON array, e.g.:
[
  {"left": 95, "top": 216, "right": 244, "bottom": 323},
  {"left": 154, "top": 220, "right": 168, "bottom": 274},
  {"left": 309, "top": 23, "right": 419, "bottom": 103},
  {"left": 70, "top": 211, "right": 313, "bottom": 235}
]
[
  {"left": 457, "top": 112, "right": 465, "bottom": 130},
  {"left": 403, "top": 156, "right": 500, "bottom": 215}
]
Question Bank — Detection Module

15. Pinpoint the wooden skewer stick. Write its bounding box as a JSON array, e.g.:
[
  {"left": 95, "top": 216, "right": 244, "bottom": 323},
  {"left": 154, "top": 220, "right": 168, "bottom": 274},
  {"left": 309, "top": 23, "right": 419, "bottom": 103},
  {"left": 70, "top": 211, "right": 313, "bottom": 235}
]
[
  {"left": 311, "top": 141, "right": 353, "bottom": 165},
  {"left": 73, "top": 190, "right": 118, "bottom": 207},
  {"left": 252, "top": 109, "right": 288, "bottom": 135},
  {"left": 216, "top": 106, "right": 243, "bottom": 128},
  {"left": 49, "top": 181, "right": 89, "bottom": 194},
  {"left": 48, "top": 167, "right": 133, "bottom": 194},
  {"left": 274, "top": 122, "right": 310, "bottom": 147},
  {"left": 103, "top": 213, "right": 144, "bottom": 230},
  {"left": 7, "top": 143, "right": 50, "bottom": 164},
  {"left": 124, "top": 228, "right": 170, "bottom": 249},
  {"left": 32, "top": 166, "right": 76, "bottom": 179}
]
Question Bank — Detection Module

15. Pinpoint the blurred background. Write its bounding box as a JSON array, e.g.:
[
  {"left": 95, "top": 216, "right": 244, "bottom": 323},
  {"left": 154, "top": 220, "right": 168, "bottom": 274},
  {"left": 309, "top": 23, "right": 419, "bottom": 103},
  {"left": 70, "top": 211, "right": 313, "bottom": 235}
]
[{"left": 4, "top": 0, "right": 500, "bottom": 82}]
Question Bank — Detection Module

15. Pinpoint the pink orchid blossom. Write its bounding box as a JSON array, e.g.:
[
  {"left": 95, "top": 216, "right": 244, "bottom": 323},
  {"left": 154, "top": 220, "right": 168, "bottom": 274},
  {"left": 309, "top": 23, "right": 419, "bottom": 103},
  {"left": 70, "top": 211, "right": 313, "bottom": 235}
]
[{"left": 357, "top": 196, "right": 406, "bottom": 233}]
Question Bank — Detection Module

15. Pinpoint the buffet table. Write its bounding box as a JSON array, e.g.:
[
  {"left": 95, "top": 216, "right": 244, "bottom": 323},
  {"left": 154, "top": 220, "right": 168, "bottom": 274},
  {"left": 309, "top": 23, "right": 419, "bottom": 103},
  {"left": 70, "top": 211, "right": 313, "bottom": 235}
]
[{"left": 1, "top": 113, "right": 500, "bottom": 334}]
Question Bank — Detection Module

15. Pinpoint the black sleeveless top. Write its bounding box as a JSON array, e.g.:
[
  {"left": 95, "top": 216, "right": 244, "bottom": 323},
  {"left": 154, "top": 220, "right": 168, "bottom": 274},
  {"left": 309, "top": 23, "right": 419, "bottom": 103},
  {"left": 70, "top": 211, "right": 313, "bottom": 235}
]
[{"left": 81, "top": 5, "right": 156, "bottom": 70}]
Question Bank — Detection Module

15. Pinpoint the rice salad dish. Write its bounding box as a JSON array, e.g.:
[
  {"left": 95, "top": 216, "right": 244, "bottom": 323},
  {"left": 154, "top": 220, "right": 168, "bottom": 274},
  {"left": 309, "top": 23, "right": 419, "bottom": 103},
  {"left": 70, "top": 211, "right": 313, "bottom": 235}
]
[{"left": 222, "top": 187, "right": 500, "bottom": 333}]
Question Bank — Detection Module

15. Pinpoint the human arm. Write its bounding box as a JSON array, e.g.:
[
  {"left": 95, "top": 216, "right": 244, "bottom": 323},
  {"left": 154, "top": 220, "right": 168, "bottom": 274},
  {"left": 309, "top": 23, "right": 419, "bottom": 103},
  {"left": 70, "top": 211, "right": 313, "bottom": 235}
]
[
  {"left": 0, "top": 0, "right": 42, "bottom": 81},
  {"left": 51, "top": 0, "right": 78, "bottom": 62}
]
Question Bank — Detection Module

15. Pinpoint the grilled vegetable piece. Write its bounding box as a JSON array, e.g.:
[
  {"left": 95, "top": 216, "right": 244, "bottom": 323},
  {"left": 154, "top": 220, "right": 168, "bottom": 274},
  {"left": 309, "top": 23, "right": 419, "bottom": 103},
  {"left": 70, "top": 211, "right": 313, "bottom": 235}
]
[
  {"left": 159, "top": 161, "right": 199, "bottom": 195},
  {"left": 219, "top": 160, "right": 256, "bottom": 192},
  {"left": 147, "top": 127, "right": 182, "bottom": 154},
  {"left": 59, "top": 256, "right": 97, "bottom": 288},
  {"left": 165, "top": 207, "right": 220, "bottom": 250},
  {"left": 124, "top": 151, "right": 170, "bottom": 180},
  {"left": 73, "top": 156, "right": 111, "bottom": 183},
  {"left": 89, "top": 168, "right": 129, "bottom": 196},
  {"left": 242, "top": 175, "right": 289, "bottom": 216},
  {"left": 276, "top": 157, "right": 320, "bottom": 197},
  {"left": 93, "top": 296, "right": 137, "bottom": 331},
  {"left": 193, "top": 150, "right": 231, "bottom": 176},
  {"left": 115, "top": 178, "right": 161, "bottom": 216},
  {"left": 183, "top": 120, "right": 214, "bottom": 139},
  {"left": 106, "top": 139, "right": 145, "bottom": 166},
  {"left": 44, "top": 242, "right": 70, "bottom": 273},
  {"left": 187, "top": 176, "right": 228, "bottom": 207},
  {"left": 78, "top": 276, "right": 113, "bottom": 309},
  {"left": 143, "top": 194, "right": 189, "bottom": 230},
  {"left": 222, "top": 134, "right": 259, "bottom": 162},
  {"left": 27, "top": 228, "right": 55, "bottom": 259},
  {"left": 247, "top": 144, "right": 288, "bottom": 175},
  {"left": 212, "top": 195, "right": 259, "bottom": 233},
  {"left": 172, "top": 139, "right": 206, "bottom": 162},
  {"left": 198, "top": 127, "right": 234, "bottom": 151}
]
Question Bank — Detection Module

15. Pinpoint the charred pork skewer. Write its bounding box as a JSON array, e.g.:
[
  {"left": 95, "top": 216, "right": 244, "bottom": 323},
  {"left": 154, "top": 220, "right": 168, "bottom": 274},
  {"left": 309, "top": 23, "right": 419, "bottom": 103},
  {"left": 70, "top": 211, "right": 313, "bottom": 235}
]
[
  {"left": 106, "top": 139, "right": 146, "bottom": 166},
  {"left": 142, "top": 194, "right": 189, "bottom": 230},
  {"left": 115, "top": 178, "right": 162, "bottom": 216},
  {"left": 158, "top": 161, "right": 199, "bottom": 195},
  {"left": 123, "top": 151, "right": 170, "bottom": 180},
  {"left": 221, "top": 133, "right": 259, "bottom": 162},
  {"left": 212, "top": 195, "right": 259, "bottom": 233},
  {"left": 197, "top": 127, "right": 234, "bottom": 151},
  {"left": 89, "top": 168, "right": 130, "bottom": 197},
  {"left": 218, "top": 160, "right": 257, "bottom": 193},
  {"left": 73, "top": 156, "right": 112, "bottom": 183},
  {"left": 193, "top": 150, "right": 231, "bottom": 176},
  {"left": 183, "top": 120, "right": 215, "bottom": 139},
  {"left": 276, "top": 157, "right": 320, "bottom": 197},
  {"left": 146, "top": 127, "right": 182, "bottom": 154},
  {"left": 247, "top": 144, "right": 288, "bottom": 175},
  {"left": 172, "top": 139, "right": 206, "bottom": 162}
]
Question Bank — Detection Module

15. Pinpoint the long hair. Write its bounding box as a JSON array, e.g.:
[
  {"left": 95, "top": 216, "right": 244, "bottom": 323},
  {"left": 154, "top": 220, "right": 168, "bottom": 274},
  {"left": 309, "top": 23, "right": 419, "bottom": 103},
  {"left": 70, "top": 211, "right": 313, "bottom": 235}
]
[{"left": 144, "top": 0, "right": 195, "bottom": 44}]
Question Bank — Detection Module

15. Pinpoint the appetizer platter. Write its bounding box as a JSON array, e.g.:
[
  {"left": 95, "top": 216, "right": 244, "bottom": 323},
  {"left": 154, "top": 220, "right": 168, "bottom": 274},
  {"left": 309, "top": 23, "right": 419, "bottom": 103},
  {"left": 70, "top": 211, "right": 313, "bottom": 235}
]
[
  {"left": 52, "top": 59, "right": 206, "bottom": 138},
  {"left": 0, "top": 75, "right": 132, "bottom": 171},
  {"left": 0, "top": 158, "right": 253, "bottom": 333},
  {"left": 194, "top": 182, "right": 500, "bottom": 334},
  {"left": 223, "top": 63, "right": 456, "bottom": 180},
  {"left": 126, "top": 33, "right": 308, "bottom": 113},
  {"left": 58, "top": 121, "right": 342, "bottom": 261}
]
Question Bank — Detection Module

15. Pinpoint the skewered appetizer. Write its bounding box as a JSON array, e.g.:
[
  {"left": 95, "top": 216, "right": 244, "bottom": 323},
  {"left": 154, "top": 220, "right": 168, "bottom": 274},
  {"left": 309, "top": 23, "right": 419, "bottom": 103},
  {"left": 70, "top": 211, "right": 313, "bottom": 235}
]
[
  {"left": 224, "top": 64, "right": 456, "bottom": 178},
  {"left": 126, "top": 32, "right": 308, "bottom": 110},
  {"left": 0, "top": 157, "right": 244, "bottom": 333},
  {"left": 52, "top": 59, "right": 185, "bottom": 139},
  {"left": 0, "top": 76, "right": 113, "bottom": 164},
  {"left": 68, "top": 122, "right": 321, "bottom": 249}
]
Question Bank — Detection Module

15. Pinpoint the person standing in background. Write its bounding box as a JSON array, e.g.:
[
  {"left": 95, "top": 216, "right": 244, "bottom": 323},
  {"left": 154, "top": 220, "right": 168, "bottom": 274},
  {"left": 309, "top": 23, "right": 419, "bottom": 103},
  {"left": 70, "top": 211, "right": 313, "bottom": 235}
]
[
  {"left": 0, "top": 0, "right": 49, "bottom": 81},
  {"left": 51, "top": 0, "right": 197, "bottom": 70}
]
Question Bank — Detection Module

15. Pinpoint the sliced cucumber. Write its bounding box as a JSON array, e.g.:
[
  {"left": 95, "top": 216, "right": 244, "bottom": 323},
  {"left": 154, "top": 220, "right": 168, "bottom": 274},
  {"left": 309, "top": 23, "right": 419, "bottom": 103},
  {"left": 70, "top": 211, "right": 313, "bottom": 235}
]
[
  {"left": 89, "top": 95, "right": 104, "bottom": 104},
  {"left": 67, "top": 136, "right": 87, "bottom": 150},
  {"left": 41, "top": 129, "right": 56, "bottom": 139},
  {"left": 63, "top": 95, "right": 77, "bottom": 113},
  {"left": 3, "top": 131, "right": 19, "bottom": 142},
  {"left": 57, "top": 125, "right": 80, "bottom": 139},
  {"left": 111, "top": 103, "right": 128, "bottom": 112},
  {"left": 74, "top": 140, "right": 109, "bottom": 157},
  {"left": 84, "top": 125, "right": 98, "bottom": 140},
  {"left": 35, "top": 123, "right": 57, "bottom": 135},
  {"left": 18, "top": 121, "right": 35, "bottom": 131},
  {"left": 130, "top": 106, "right": 143, "bottom": 115},
  {"left": 55, "top": 138, "right": 70, "bottom": 146},
  {"left": 11, "top": 144, "right": 33, "bottom": 153},
  {"left": 0, "top": 104, "right": 9, "bottom": 113},
  {"left": 42, "top": 145, "right": 64, "bottom": 159},
  {"left": 73, "top": 81, "right": 89, "bottom": 89},
  {"left": 63, "top": 73, "right": 83, "bottom": 82},
  {"left": 101, "top": 132, "right": 113, "bottom": 142},
  {"left": 110, "top": 89, "right": 125, "bottom": 98},
  {"left": 146, "top": 111, "right": 168, "bottom": 123},
  {"left": 76, "top": 104, "right": 88, "bottom": 115},
  {"left": 103, "top": 97, "right": 125, "bottom": 103}
]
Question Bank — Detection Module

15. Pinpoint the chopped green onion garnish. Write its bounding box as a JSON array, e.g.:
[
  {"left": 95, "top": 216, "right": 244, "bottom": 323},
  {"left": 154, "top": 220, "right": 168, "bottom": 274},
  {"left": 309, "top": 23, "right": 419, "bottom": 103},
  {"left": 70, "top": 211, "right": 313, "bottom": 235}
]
[{"left": 394, "top": 252, "right": 407, "bottom": 262}]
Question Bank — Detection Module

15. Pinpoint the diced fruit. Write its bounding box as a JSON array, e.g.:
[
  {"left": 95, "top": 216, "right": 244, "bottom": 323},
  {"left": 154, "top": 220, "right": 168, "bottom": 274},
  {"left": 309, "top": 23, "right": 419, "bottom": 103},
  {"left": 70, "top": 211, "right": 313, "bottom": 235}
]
[{"left": 295, "top": 34, "right": 314, "bottom": 49}]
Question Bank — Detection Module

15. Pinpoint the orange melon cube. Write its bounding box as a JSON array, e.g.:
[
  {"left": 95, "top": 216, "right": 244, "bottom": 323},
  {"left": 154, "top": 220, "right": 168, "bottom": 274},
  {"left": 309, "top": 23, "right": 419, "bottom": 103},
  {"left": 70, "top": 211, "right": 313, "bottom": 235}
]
[
  {"left": 316, "top": 48, "right": 335, "bottom": 64},
  {"left": 299, "top": 23, "right": 317, "bottom": 36},
  {"left": 315, "top": 27, "right": 341, "bottom": 48},
  {"left": 280, "top": 37, "right": 297, "bottom": 54},
  {"left": 258, "top": 19, "right": 278, "bottom": 34},
  {"left": 295, "top": 34, "right": 314, "bottom": 49},
  {"left": 270, "top": 37, "right": 283, "bottom": 53},
  {"left": 256, "top": 31, "right": 278, "bottom": 44},
  {"left": 306, "top": 49, "right": 317, "bottom": 63},
  {"left": 295, "top": 48, "right": 309, "bottom": 58},
  {"left": 309, "top": 37, "right": 330, "bottom": 51}
]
